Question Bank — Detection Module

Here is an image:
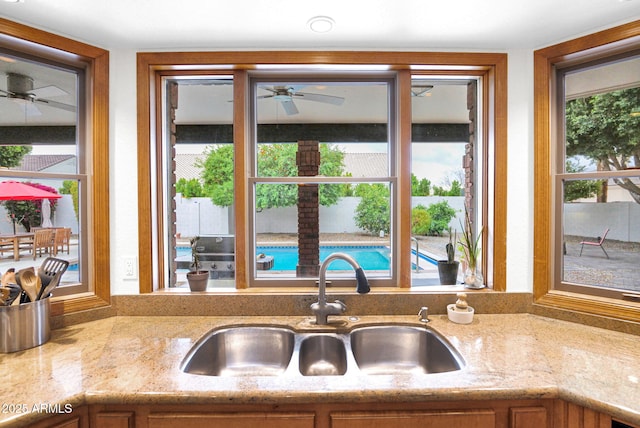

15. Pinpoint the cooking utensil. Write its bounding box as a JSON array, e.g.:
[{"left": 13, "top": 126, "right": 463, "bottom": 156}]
[
  {"left": 0, "top": 284, "right": 22, "bottom": 306},
  {"left": 1, "top": 268, "right": 15, "bottom": 287},
  {"left": 37, "top": 257, "right": 69, "bottom": 300},
  {"left": 16, "top": 268, "right": 39, "bottom": 303}
]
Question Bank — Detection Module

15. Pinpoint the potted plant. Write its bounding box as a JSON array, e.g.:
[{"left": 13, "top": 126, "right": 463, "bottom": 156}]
[
  {"left": 458, "top": 208, "right": 484, "bottom": 288},
  {"left": 437, "top": 228, "right": 460, "bottom": 285},
  {"left": 186, "top": 236, "right": 208, "bottom": 291}
]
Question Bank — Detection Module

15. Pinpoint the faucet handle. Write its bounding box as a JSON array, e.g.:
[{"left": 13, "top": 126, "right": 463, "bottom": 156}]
[
  {"left": 334, "top": 300, "right": 347, "bottom": 311},
  {"left": 418, "top": 306, "right": 429, "bottom": 323}
]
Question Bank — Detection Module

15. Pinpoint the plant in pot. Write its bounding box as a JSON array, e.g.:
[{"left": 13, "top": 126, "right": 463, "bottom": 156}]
[
  {"left": 186, "top": 236, "right": 209, "bottom": 291},
  {"left": 437, "top": 228, "right": 459, "bottom": 285},
  {"left": 458, "top": 208, "right": 484, "bottom": 289}
]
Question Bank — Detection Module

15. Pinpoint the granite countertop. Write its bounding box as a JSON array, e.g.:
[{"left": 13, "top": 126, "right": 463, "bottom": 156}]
[{"left": 0, "top": 314, "right": 639, "bottom": 427}]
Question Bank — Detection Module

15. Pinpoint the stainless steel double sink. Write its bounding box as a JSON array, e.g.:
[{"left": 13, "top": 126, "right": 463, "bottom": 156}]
[{"left": 181, "top": 324, "right": 464, "bottom": 377}]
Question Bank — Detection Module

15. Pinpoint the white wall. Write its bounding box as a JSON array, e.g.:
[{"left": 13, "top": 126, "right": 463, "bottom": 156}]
[
  {"left": 110, "top": 49, "right": 140, "bottom": 294},
  {"left": 108, "top": 49, "right": 535, "bottom": 295}
]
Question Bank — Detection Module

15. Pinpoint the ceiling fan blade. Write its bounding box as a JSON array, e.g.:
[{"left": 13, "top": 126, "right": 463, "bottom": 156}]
[
  {"left": 0, "top": 88, "right": 13, "bottom": 97},
  {"left": 293, "top": 92, "right": 344, "bottom": 105},
  {"left": 34, "top": 98, "right": 76, "bottom": 113},
  {"left": 259, "top": 86, "right": 278, "bottom": 95},
  {"left": 30, "top": 85, "right": 68, "bottom": 98},
  {"left": 257, "top": 94, "right": 276, "bottom": 99},
  {"left": 280, "top": 99, "right": 299, "bottom": 115}
]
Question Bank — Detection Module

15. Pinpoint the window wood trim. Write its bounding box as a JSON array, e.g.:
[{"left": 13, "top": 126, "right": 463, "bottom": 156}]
[
  {"left": 137, "top": 51, "right": 507, "bottom": 292},
  {"left": 0, "top": 18, "right": 111, "bottom": 313},
  {"left": 533, "top": 20, "right": 640, "bottom": 322}
]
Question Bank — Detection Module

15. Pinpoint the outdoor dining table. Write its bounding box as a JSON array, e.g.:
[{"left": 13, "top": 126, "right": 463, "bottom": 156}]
[{"left": 0, "top": 233, "right": 34, "bottom": 261}]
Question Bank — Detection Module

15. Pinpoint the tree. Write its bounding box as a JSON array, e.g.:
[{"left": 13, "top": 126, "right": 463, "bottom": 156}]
[
  {"left": 411, "top": 174, "right": 431, "bottom": 196},
  {"left": 2, "top": 182, "right": 59, "bottom": 232},
  {"left": 59, "top": 180, "right": 79, "bottom": 220},
  {"left": 411, "top": 204, "right": 431, "bottom": 235},
  {"left": 565, "top": 87, "right": 640, "bottom": 203},
  {"left": 0, "top": 145, "right": 31, "bottom": 168},
  {"left": 176, "top": 178, "right": 204, "bottom": 198},
  {"left": 447, "top": 180, "right": 463, "bottom": 196},
  {"left": 354, "top": 184, "right": 390, "bottom": 235},
  {"left": 564, "top": 159, "right": 601, "bottom": 202},
  {"left": 199, "top": 143, "right": 346, "bottom": 209},
  {"left": 426, "top": 200, "right": 457, "bottom": 235},
  {"left": 198, "top": 145, "right": 234, "bottom": 206}
]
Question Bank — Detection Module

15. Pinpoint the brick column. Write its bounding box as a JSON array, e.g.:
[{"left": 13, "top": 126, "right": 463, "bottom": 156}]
[
  {"left": 168, "top": 81, "right": 179, "bottom": 286},
  {"left": 296, "top": 140, "right": 320, "bottom": 277},
  {"left": 464, "top": 81, "right": 477, "bottom": 219}
]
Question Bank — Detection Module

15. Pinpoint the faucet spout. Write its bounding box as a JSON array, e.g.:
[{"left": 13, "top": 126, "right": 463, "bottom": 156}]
[{"left": 311, "top": 252, "right": 370, "bottom": 325}]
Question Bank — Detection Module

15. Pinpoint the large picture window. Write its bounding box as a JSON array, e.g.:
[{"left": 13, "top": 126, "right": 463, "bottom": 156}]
[{"left": 140, "top": 52, "right": 507, "bottom": 292}]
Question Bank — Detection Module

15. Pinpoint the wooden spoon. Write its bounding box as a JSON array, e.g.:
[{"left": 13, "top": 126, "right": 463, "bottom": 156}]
[{"left": 16, "top": 268, "right": 38, "bottom": 303}]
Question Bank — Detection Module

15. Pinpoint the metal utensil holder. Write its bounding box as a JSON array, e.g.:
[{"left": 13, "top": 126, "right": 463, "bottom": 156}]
[{"left": 0, "top": 296, "right": 50, "bottom": 353}]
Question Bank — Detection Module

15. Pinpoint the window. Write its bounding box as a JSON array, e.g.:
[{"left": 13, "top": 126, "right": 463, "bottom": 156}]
[
  {"left": 250, "top": 77, "right": 395, "bottom": 287},
  {"left": 534, "top": 20, "right": 640, "bottom": 321},
  {"left": 410, "top": 78, "right": 481, "bottom": 287},
  {"left": 0, "top": 18, "right": 109, "bottom": 311},
  {"left": 139, "top": 53, "right": 507, "bottom": 292}
]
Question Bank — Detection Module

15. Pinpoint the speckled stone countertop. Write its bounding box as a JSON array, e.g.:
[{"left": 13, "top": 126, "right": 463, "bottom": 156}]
[{"left": 0, "top": 314, "right": 639, "bottom": 427}]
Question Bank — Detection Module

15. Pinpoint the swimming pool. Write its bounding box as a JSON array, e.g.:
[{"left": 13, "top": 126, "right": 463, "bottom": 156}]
[{"left": 257, "top": 246, "right": 390, "bottom": 271}]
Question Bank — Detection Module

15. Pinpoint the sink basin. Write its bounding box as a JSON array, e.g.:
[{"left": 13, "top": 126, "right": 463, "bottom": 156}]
[
  {"left": 181, "top": 326, "right": 295, "bottom": 376},
  {"left": 182, "top": 324, "right": 463, "bottom": 377},
  {"left": 350, "top": 325, "right": 464, "bottom": 375},
  {"left": 298, "top": 334, "right": 347, "bottom": 376}
]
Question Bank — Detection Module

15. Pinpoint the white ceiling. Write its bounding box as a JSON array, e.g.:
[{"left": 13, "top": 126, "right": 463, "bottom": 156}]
[
  {"left": 0, "top": 0, "right": 639, "bottom": 50},
  {"left": 1, "top": 1, "right": 639, "bottom": 127}
]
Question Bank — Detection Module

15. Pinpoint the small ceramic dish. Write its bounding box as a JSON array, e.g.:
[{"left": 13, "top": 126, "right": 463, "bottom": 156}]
[{"left": 447, "top": 304, "right": 474, "bottom": 324}]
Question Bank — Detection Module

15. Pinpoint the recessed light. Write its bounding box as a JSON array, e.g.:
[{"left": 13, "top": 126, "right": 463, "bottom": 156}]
[{"left": 307, "top": 16, "right": 335, "bottom": 33}]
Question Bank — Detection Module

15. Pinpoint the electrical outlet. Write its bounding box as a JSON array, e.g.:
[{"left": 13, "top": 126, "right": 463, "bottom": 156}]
[{"left": 124, "top": 257, "right": 137, "bottom": 279}]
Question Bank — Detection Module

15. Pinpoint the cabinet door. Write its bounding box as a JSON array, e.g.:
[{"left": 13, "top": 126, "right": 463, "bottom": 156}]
[
  {"left": 94, "top": 411, "right": 135, "bottom": 428},
  {"left": 147, "top": 412, "right": 315, "bottom": 428},
  {"left": 330, "top": 409, "right": 496, "bottom": 428},
  {"left": 27, "top": 406, "right": 88, "bottom": 428},
  {"left": 510, "top": 406, "right": 548, "bottom": 428}
]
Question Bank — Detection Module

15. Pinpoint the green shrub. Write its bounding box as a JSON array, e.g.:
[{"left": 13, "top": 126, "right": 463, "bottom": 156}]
[
  {"left": 426, "top": 200, "right": 457, "bottom": 235},
  {"left": 354, "top": 184, "right": 390, "bottom": 235},
  {"left": 411, "top": 205, "right": 431, "bottom": 235}
]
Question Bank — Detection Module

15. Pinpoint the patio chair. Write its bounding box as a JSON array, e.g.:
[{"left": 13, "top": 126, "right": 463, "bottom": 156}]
[
  {"left": 30, "top": 228, "right": 54, "bottom": 260},
  {"left": 579, "top": 228, "right": 610, "bottom": 259},
  {"left": 53, "top": 228, "right": 71, "bottom": 255},
  {"left": 0, "top": 237, "right": 13, "bottom": 257}
]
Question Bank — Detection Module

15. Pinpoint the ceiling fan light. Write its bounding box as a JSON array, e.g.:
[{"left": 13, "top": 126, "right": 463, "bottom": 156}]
[{"left": 308, "top": 16, "right": 335, "bottom": 33}]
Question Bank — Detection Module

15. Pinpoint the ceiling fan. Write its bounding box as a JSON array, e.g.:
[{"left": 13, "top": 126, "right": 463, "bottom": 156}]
[
  {"left": 0, "top": 73, "right": 76, "bottom": 116},
  {"left": 258, "top": 85, "right": 345, "bottom": 115}
]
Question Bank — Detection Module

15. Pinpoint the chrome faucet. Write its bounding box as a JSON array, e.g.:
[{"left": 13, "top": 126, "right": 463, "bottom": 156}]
[{"left": 311, "top": 252, "right": 370, "bottom": 325}]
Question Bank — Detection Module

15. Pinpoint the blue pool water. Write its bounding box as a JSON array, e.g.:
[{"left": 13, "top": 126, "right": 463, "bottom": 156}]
[
  {"left": 257, "top": 246, "right": 390, "bottom": 271},
  {"left": 176, "top": 245, "right": 436, "bottom": 271}
]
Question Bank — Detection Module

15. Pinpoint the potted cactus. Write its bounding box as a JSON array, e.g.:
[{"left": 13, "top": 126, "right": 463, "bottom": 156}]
[
  {"left": 437, "top": 228, "right": 460, "bottom": 285},
  {"left": 186, "top": 236, "right": 209, "bottom": 291}
]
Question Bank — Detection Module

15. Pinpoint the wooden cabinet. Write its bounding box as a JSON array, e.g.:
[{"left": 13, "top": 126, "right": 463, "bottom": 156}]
[
  {"left": 86, "top": 399, "right": 553, "bottom": 428},
  {"left": 330, "top": 409, "right": 496, "bottom": 428},
  {"left": 146, "top": 412, "right": 314, "bottom": 428},
  {"left": 93, "top": 411, "right": 135, "bottom": 428},
  {"left": 27, "top": 406, "right": 88, "bottom": 428},
  {"left": 510, "top": 406, "right": 549, "bottom": 428},
  {"left": 28, "top": 399, "right": 638, "bottom": 428}
]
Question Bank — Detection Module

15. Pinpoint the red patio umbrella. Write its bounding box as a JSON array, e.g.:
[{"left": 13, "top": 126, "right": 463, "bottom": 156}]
[
  {"left": 0, "top": 181, "right": 62, "bottom": 201},
  {"left": 0, "top": 181, "right": 62, "bottom": 234}
]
